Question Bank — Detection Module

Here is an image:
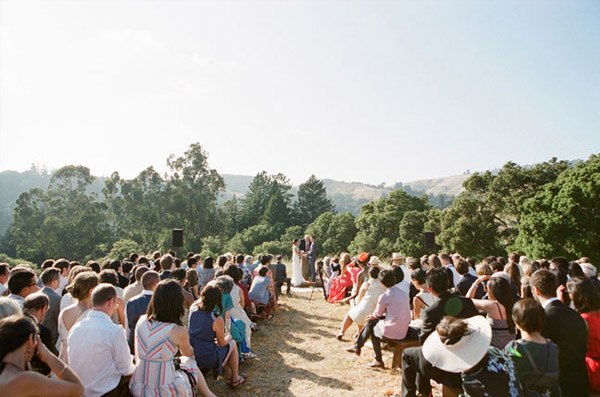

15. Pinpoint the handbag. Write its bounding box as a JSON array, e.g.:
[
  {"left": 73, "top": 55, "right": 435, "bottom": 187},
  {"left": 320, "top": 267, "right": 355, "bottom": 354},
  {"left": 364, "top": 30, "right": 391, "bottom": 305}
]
[{"left": 173, "top": 357, "right": 198, "bottom": 397}]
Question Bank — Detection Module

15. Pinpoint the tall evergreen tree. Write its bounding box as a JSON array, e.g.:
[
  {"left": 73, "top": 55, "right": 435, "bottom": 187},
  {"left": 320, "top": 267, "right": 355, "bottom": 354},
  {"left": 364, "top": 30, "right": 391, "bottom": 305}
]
[
  {"left": 294, "top": 175, "right": 335, "bottom": 228},
  {"left": 239, "top": 172, "right": 293, "bottom": 229}
]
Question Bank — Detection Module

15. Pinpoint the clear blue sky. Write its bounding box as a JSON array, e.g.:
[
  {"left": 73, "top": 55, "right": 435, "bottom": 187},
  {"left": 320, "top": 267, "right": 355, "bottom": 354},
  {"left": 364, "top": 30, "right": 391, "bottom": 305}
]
[{"left": 1, "top": 0, "right": 599, "bottom": 185}]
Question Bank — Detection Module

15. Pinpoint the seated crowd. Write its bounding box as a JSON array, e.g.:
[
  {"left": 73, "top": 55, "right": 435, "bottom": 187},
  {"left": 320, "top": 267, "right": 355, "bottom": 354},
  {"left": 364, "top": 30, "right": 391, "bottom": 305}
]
[
  {"left": 0, "top": 251, "right": 288, "bottom": 397},
  {"left": 325, "top": 251, "right": 600, "bottom": 397}
]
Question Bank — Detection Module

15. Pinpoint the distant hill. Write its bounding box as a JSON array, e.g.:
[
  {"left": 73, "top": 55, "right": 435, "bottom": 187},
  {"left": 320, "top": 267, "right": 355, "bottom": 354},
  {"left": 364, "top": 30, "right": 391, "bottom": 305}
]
[
  {"left": 0, "top": 170, "right": 467, "bottom": 234},
  {"left": 220, "top": 174, "right": 254, "bottom": 197},
  {"left": 217, "top": 175, "right": 464, "bottom": 214},
  {"left": 403, "top": 174, "right": 469, "bottom": 196}
]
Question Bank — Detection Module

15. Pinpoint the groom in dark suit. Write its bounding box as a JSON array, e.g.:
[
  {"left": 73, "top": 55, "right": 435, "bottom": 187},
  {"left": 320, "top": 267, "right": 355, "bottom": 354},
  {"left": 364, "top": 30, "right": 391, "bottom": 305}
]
[
  {"left": 530, "top": 269, "right": 589, "bottom": 397},
  {"left": 307, "top": 235, "right": 318, "bottom": 282},
  {"left": 298, "top": 235, "right": 311, "bottom": 280}
]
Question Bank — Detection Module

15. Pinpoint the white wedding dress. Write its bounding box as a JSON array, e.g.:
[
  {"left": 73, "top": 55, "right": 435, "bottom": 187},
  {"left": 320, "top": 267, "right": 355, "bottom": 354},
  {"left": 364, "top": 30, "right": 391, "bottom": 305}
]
[{"left": 291, "top": 245, "right": 304, "bottom": 287}]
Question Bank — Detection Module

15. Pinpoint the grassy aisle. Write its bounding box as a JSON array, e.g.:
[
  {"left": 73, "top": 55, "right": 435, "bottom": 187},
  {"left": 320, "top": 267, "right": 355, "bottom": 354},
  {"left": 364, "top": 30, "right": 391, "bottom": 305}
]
[{"left": 206, "top": 289, "right": 403, "bottom": 396}]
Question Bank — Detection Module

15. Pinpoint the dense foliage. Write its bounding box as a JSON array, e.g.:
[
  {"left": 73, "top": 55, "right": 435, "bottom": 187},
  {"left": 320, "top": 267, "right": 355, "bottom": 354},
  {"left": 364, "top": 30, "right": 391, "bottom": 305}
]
[{"left": 1, "top": 146, "right": 598, "bottom": 264}]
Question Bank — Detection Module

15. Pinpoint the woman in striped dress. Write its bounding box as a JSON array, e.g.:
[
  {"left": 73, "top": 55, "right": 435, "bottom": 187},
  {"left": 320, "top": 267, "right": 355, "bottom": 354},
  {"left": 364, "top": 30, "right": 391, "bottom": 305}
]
[{"left": 129, "top": 280, "right": 216, "bottom": 397}]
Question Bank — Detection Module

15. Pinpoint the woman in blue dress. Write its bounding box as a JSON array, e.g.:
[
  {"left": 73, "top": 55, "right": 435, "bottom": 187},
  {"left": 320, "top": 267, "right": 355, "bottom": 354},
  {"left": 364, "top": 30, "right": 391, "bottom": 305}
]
[{"left": 188, "top": 284, "right": 245, "bottom": 388}]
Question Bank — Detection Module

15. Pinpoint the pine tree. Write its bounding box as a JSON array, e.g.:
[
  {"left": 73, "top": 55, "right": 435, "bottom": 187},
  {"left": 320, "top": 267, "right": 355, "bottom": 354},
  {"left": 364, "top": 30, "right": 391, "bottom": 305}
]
[{"left": 295, "top": 175, "right": 335, "bottom": 228}]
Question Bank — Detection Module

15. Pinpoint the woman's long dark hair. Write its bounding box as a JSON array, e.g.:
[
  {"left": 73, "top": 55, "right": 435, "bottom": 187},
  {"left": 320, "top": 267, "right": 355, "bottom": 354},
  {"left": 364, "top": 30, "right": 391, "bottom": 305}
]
[
  {"left": 146, "top": 280, "right": 184, "bottom": 326},
  {"left": 0, "top": 315, "right": 38, "bottom": 362},
  {"left": 504, "top": 263, "right": 521, "bottom": 296},
  {"left": 567, "top": 277, "right": 600, "bottom": 313},
  {"left": 487, "top": 277, "right": 515, "bottom": 332}
]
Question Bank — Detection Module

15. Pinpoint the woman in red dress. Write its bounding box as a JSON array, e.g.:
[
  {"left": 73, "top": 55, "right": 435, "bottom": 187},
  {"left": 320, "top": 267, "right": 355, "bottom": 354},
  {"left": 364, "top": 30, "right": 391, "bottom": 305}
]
[{"left": 328, "top": 254, "right": 353, "bottom": 303}]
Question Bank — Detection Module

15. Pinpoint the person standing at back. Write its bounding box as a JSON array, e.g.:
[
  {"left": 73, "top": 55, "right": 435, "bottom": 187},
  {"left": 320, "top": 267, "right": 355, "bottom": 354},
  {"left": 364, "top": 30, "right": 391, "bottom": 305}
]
[{"left": 530, "top": 269, "right": 589, "bottom": 396}]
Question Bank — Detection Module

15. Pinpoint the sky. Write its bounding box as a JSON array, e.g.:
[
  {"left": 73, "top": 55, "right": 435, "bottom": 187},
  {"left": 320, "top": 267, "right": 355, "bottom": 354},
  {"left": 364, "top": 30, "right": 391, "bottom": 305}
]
[{"left": 1, "top": 0, "right": 599, "bottom": 185}]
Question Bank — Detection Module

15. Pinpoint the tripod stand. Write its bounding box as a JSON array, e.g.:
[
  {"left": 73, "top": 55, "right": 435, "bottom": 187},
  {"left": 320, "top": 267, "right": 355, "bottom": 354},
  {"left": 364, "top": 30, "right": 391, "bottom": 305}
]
[{"left": 309, "top": 262, "right": 327, "bottom": 302}]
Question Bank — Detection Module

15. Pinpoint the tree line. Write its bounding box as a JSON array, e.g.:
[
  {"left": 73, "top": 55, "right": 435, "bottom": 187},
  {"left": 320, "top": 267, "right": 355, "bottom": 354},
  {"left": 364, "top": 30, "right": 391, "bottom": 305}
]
[{"left": 0, "top": 143, "right": 599, "bottom": 265}]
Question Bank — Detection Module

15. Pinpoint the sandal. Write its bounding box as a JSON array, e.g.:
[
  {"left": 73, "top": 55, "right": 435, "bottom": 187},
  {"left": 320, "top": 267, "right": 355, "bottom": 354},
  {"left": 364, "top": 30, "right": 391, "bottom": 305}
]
[
  {"left": 368, "top": 360, "right": 385, "bottom": 369},
  {"left": 336, "top": 333, "right": 344, "bottom": 341},
  {"left": 229, "top": 375, "right": 246, "bottom": 388}
]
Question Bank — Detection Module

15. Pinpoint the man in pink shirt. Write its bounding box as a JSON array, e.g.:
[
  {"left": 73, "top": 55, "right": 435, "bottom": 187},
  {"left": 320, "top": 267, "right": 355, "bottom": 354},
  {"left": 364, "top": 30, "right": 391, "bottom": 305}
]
[{"left": 347, "top": 269, "right": 417, "bottom": 368}]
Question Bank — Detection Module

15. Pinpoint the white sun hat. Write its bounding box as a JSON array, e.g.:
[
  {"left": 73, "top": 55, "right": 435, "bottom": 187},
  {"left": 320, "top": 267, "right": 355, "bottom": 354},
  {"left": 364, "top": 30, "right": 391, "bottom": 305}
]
[{"left": 422, "top": 315, "right": 492, "bottom": 373}]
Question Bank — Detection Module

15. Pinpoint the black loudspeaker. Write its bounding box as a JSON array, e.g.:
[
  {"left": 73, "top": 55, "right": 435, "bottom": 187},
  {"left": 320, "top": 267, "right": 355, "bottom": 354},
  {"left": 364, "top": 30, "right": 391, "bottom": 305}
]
[
  {"left": 172, "top": 229, "right": 184, "bottom": 248},
  {"left": 423, "top": 232, "right": 436, "bottom": 251}
]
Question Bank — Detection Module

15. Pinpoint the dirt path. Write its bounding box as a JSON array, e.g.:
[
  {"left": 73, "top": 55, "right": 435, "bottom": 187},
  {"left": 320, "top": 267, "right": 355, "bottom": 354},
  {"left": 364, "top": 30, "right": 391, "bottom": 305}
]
[{"left": 206, "top": 289, "right": 404, "bottom": 396}]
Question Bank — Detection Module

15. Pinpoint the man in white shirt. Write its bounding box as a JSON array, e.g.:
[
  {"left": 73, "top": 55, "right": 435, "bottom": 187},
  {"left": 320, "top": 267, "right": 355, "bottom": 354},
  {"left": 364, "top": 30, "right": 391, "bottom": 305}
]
[
  {"left": 68, "top": 283, "right": 135, "bottom": 397},
  {"left": 439, "top": 253, "right": 461, "bottom": 288},
  {"left": 391, "top": 253, "right": 411, "bottom": 290}
]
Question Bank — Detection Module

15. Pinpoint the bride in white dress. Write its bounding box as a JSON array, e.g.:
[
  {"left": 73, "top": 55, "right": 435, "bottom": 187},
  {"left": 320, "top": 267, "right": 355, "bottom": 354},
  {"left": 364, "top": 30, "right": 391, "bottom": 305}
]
[{"left": 291, "top": 239, "right": 304, "bottom": 287}]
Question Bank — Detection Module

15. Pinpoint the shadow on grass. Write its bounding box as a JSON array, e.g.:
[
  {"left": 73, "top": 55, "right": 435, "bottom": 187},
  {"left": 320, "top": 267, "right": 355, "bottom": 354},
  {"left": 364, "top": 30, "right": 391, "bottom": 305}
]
[{"left": 207, "top": 293, "right": 354, "bottom": 396}]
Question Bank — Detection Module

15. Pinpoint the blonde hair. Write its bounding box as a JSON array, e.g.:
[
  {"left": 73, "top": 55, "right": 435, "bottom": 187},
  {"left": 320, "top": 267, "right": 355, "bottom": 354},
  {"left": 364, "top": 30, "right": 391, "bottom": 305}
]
[
  {"left": 476, "top": 263, "right": 493, "bottom": 276},
  {"left": 68, "top": 271, "right": 99, "bottom": 301}
]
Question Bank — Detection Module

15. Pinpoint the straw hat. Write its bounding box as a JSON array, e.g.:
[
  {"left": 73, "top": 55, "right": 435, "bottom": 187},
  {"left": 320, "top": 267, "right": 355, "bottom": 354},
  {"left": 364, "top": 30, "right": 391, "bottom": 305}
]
[
  {"left": 422, "top": 315, "right": 492, "bottom": 373},
  {"left": 392, "top": 253, "right": 404, "bottom": 260},
  {"left": 368, "top": 256, "right": 380, "bottom": 266}
]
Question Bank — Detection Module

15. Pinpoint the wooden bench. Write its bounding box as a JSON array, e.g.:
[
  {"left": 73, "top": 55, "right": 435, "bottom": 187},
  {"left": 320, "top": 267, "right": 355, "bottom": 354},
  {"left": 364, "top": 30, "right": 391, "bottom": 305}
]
[{"left": 382, "top": 338, "right": 421, "bottom": 369}]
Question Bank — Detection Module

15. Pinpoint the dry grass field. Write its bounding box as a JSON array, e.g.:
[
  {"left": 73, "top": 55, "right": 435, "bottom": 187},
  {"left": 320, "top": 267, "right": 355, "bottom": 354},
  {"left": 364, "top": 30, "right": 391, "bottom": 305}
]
[{"left": 205, "top": 288, "right": 408, "bottom": 397}]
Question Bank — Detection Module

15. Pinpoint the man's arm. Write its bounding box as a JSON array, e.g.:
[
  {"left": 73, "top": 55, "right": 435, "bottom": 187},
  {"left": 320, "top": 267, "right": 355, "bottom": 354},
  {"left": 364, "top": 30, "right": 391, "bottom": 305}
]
[
  {"left": 372, "top": 294, "right": 386, "bottom": 319},
  {"left": 125, "top": 300, "right": 135, "bottom": 329},
  {"left": 112, "top": 327, "right": 135, "bottom": 376}
]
